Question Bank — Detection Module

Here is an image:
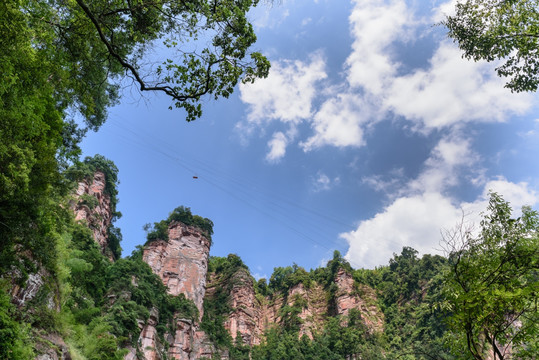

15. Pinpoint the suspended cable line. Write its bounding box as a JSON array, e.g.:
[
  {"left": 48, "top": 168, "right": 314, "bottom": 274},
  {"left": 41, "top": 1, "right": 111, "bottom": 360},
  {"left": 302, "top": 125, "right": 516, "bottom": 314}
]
[
  {"left": 107, "top": 118, "right": 358, "bottom": 230},
  {"left": 101, "top": 118, "right": 353, "bottom": 249}
]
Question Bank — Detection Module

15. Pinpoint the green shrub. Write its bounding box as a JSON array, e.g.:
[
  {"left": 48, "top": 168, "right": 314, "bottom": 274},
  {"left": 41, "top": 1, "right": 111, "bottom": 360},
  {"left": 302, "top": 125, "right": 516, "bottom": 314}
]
[
  {"left": 0, "top": 284, "right": 35, "bottom": 359},
  {"left": 145, "top": 206, "right": 214, "bottom": 244}
]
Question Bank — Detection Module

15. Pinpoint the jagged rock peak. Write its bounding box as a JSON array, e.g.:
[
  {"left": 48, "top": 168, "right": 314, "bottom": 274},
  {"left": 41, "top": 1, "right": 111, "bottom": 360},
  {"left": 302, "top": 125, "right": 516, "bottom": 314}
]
[{"left": 143, "top": 221, "right": 211, "bottom": 319}]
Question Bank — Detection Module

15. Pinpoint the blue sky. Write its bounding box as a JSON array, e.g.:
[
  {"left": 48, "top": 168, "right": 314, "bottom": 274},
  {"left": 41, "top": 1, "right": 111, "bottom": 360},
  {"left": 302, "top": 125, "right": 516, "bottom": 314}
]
[{"left": 80, "top": 0, "right": 539, "bottom": 279}]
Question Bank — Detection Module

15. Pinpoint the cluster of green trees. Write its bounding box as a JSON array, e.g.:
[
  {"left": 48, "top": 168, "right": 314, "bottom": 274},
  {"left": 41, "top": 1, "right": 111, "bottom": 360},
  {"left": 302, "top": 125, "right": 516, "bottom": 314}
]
[
  {"left": 2, "top": 0, "right": 538, "bottom": 357},
  {"left": 144, "top": 205, "right": 215, "bottom": 243},
  {"left": 441, "top": 194, "right": 538, "bottom": 359},
  {"left": 443, "top": 0, "right": 539, "bottom": 92}
]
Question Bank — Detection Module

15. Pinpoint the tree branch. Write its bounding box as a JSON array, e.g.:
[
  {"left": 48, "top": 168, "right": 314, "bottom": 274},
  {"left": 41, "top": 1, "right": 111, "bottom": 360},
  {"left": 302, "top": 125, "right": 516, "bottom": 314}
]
[{"left": 75, "top": 0, "right": 202, "bottom": 103}]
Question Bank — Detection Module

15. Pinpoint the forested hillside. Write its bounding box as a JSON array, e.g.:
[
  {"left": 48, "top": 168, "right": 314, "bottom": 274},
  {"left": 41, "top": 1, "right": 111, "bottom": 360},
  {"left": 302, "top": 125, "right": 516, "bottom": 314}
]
[{"left": 1, "top": 160, "right": 537, "bottom": 359}]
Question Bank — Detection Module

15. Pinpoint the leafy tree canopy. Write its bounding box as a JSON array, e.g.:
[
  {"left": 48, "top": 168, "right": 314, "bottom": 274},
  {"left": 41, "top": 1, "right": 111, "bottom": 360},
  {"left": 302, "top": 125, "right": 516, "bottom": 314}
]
[
  {"left": 19, "top": 0, "right": 270, "bottom": 127},
  {"left": 441, "top": 192, "right": 539, "bottom": 359},
  {"left": 443, "top": 0, "right": 539, "bottom": 92},
  {"left": 145, "top": 205, "right": 214, "bottom": 243}
]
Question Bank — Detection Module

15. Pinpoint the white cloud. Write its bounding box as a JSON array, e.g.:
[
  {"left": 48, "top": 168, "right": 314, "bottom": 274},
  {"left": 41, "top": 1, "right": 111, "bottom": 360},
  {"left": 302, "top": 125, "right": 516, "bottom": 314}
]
[
  {"left": 266, "top": 132, "right": 289, "bottom": 163},
  {"left": 239, "top": 0, "right": 534, "bottom": 155},
  {"left": 343, "top": 179, "right": 537, "bottom": 269},
  {"left": 345, "top": 0, "right": 531, "bottom": 131},
  {"left": 239, "top": 53, "right": 327, "bottom": 125},
  {"left": 312, "top": 172, "right": 341, "bottom": 192},
  {"left": 301, "top": 93, "right": 372, "bottom": 150},
  {"left": 431, "top": 0, "right": 458, "bottom": 23},
  {"left": 342, "top": 135, "right": 538, "bottom": 268},
  {"left": 409, "top": 135, "right": 479, "bottom": 193},
  {"left": 481, "top": 178, "right": 538, "bottom": 213},
  {"left": 346, "top": 0, "right": 414, "bottom": 94},
  {"left": 383, "top": 43, "right": 532, "bottom": 129},
  {"left": 342, "top": 192, "right": 462, "bottom": 268}
]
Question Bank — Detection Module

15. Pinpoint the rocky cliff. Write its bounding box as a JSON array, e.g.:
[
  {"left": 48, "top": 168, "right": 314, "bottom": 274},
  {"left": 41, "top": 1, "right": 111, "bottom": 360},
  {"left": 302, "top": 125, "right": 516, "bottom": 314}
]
[
  {"left": 72, "top": 170, "right": 114, "bottom": 259},
  {"left": 143, "top": 222, "right": 211, "bottom": 318},
  {"left": 126, "top": 221, "right": 217, "bottom": 360},
  {"left": 68, "top": 181, "right": 385, "bottom": 359},
  {"left": 334, "top": 268, "right": 384, "bottom": 333},
  {"left": 206, "top": 264, "right": 384, "bottom": 348}
]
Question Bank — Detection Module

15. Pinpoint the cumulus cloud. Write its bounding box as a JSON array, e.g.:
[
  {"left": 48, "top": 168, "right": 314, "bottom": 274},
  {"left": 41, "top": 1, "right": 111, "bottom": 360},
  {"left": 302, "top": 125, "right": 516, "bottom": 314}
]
[
  {"left": 383, "top": 43, "right": 532, "bottom": 129},
  {"left": 239, "top": 53, "right": 327, "bottom": 125},
  {"left": 266, "top": 132, "right": 289, "bottom": 163},
  {"left": 345, "top": 0, "right": 414, "bottom": 94},
  {"left": 345, "top": 0, "right": 532, "bottom": 131},
  {"left": 408, "top": 135, "right": 479, "bottom": 193},
  {"left": 235, "top": 0, "right": 539, "bottom": 268},
  {"left": 239, "top": 0, "right": 533, "bottom": 154},
  {"left": 343, "top": 178, "right": 537, "bottom": 269},
  {"left": 342, "top": 192, "right": 461, "bottom": 268},
  {"left": 301, "top": 93, "right": 373, "bottom": 150},
  {"left": 343, "top": 135, "right": 538, "bottom": 268}
]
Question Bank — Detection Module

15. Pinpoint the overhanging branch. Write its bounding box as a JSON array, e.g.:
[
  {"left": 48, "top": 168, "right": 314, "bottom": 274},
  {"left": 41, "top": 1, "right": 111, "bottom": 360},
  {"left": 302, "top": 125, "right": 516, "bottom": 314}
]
[{"left": 75, "top": 0, "right": 206, "bottom": 103}]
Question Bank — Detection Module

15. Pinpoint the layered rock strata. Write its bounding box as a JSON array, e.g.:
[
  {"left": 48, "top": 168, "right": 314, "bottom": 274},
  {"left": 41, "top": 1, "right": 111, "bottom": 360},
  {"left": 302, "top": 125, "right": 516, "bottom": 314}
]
[
  {"left": 72, "top": 170, "right": 113, "bottom": 257},
  {"left": 134, "top": 219, "right": 383, "bottom": 358},
  {"left": 219, "top": 269, "right": 264, "bottom": 345},
  {"left": 217, "top": 267, "right": 383, "bottom": 346},
  {"left": 142, "top": 221, "right": 211, "bottom": 318},
  {"left": 165, "top": 318, "right": 216, "bottom": 360},
  {"left": 334, "top": 268, "right": 384, "bottom": 333},
  {"left": 131, "top": 221, "right": 216, "bottom": 360}
]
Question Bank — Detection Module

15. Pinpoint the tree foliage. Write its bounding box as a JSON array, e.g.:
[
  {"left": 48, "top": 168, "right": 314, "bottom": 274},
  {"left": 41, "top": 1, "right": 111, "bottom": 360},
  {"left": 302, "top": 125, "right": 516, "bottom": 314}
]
[
  {"left": 443, "top": 0, "right": 539, "bottom": 92},
  {"left": 145, "top": 205, "right": 214, "bottom": 243},
  {"left": 442, "top": 192, "right": 539, "bottom": 359},
  {"left": 20, "top": 0, "right": 269, "bottom": 125},
  {"left": 0, "top": 0, "right": 71, "bottom": 279}
]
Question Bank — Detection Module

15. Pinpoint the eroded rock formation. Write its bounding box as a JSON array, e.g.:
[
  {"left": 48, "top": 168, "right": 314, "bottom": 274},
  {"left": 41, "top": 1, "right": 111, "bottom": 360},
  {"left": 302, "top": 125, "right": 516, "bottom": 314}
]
[
  {"left": 142, "top": 222, "right": 211, "bottom": 318},
  {"left": 214, "top": 267, "right": 383, "bottom": 347},
  {"left": 219, "top": 269, "right": 264, "bottom": 345},
  {"left": 165, "top": 318, "right": 216, "bottom": 360},
  {"left": 72, "top": 170, "right": 113, "bottom": 257},
  {"left": 131, "top": 219, "right": 383, "bottom": 359},
  {"left": 130, "top": 221, "right": 216, "bottom": 360},
  {"left": 334, "top": 268, "right": 384, "bottom": 333}
]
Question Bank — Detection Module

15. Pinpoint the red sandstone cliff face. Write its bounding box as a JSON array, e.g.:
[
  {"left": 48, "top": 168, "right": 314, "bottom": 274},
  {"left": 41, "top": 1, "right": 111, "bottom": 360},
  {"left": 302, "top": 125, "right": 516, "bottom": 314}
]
[
  {"left": 128, "top": 221, "right": 217, "bottom": 360},
  {"left": 142, "top": 222, "right": 210, "bottom": 318},
  {"left": 218, "top": 269, "right": 264, "bottom": 346},
  {"left": 216, "top": 267, "right": 383, "bottom": 347},
  {"left": 334, "top": 268, "right": 384, "bottom": 333},
  {"left": 165, "top": 318, "right": 216, "bottom": 360},
  {"left": 72, "top": 170, "right": 114, "bottom": 258},
  {"left": 133, "top": 218, "right": 383, "bottom": 359}
]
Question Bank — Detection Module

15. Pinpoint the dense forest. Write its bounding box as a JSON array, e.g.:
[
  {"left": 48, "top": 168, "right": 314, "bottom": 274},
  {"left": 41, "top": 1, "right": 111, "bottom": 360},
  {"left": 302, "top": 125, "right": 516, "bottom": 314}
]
[{"left": 1, "top": 0, "right": 538, "bottom": 359}]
